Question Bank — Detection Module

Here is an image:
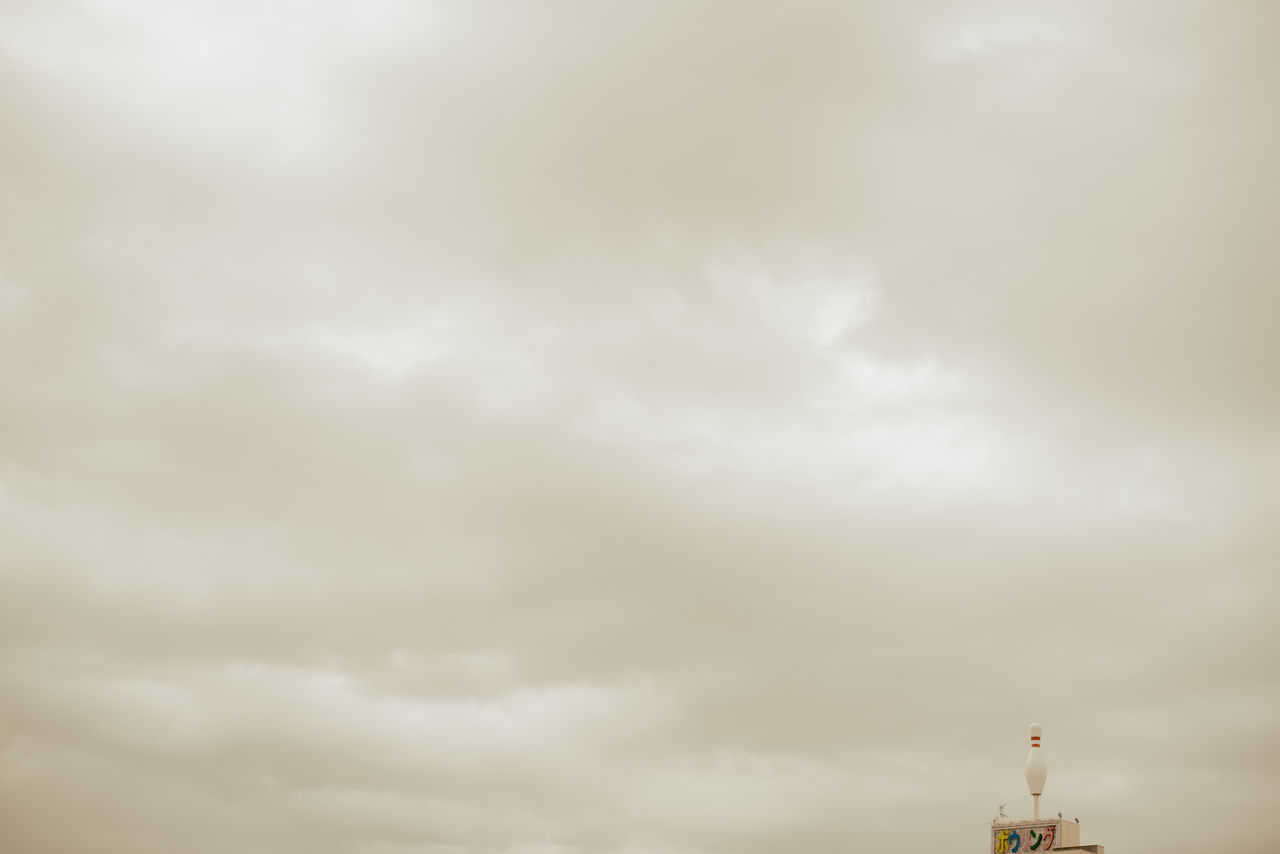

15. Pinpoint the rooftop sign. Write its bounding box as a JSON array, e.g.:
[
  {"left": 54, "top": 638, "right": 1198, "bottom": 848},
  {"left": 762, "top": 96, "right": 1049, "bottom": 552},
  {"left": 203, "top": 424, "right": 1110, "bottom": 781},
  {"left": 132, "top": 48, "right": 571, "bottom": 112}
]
[{"left": 992, "top": 819, "right": 1063, "bottom": 853}]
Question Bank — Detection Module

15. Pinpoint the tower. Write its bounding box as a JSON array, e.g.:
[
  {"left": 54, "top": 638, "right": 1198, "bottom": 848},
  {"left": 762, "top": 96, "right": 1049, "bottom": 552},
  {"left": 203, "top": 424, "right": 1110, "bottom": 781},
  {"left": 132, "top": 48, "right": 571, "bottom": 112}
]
[
  {"left": 1026, "top": 722, "right": 1046, "bottom": 820},
  {"left": 990, "top": 723, "right": 1106, "bottom": 852}
]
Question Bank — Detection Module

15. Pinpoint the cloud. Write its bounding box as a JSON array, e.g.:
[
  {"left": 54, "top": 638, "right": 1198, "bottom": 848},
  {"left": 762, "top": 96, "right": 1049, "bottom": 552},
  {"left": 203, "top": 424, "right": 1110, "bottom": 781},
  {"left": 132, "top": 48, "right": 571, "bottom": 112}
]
[{"left": 1, "top": 2, "right": 1277, "bottom": 853}]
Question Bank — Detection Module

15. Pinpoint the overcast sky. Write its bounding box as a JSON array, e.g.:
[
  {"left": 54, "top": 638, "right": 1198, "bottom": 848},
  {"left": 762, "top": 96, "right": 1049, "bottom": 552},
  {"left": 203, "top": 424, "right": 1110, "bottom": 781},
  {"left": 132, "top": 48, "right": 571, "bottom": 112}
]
[{"left": 1, "top": 2, "right": 1277, "bottom": 853}]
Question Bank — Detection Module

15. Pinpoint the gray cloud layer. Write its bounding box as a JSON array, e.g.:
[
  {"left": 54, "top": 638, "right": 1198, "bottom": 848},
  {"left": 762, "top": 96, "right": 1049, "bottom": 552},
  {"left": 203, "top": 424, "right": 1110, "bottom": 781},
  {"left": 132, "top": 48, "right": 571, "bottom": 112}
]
[{"left": 2, "top": 2, "right": 1277, "bottom": 853}]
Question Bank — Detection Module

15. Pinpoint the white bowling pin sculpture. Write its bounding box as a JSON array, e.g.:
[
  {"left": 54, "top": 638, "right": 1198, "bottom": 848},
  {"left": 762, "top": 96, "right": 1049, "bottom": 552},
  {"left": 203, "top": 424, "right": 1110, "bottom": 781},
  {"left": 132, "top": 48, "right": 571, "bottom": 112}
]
[{"left": 1025, "top": 722, "right": 1047, "bottom": 819}]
